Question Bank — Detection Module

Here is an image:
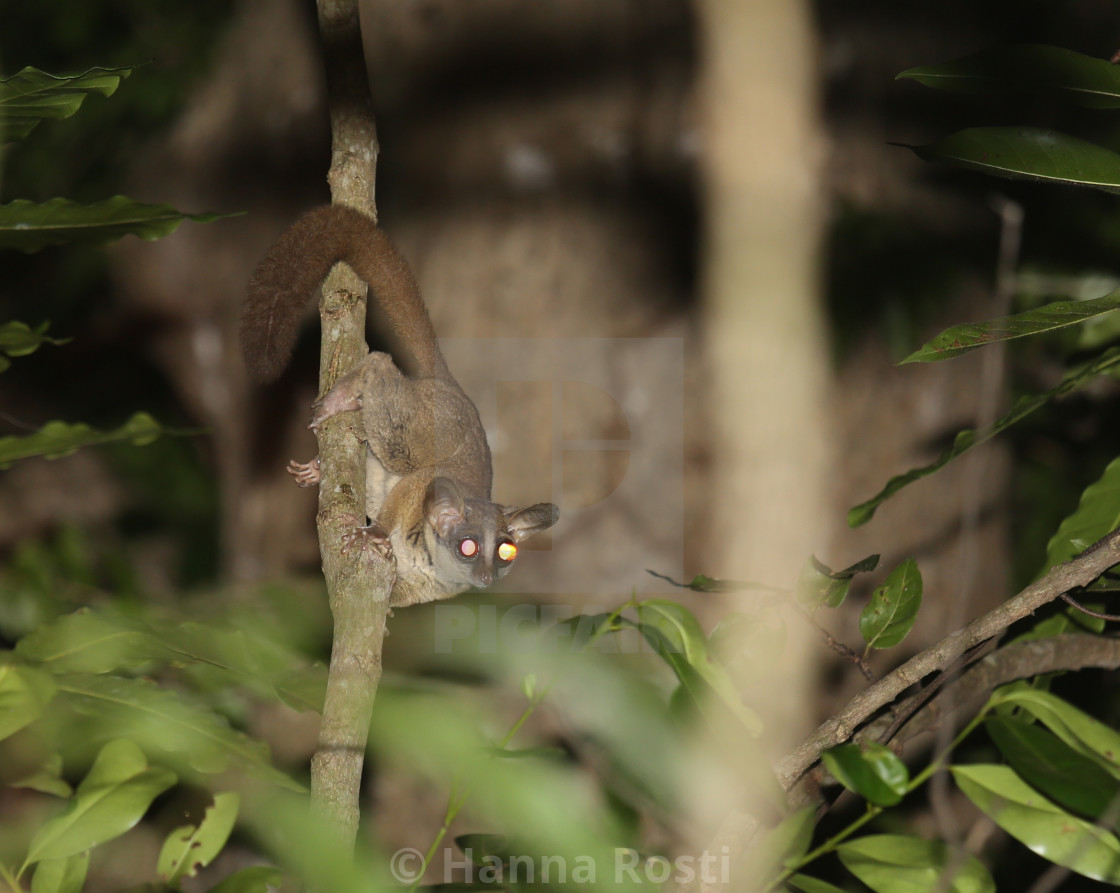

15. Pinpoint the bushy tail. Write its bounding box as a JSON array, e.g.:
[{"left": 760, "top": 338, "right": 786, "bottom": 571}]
[{"left": 241, "top": 205, "right": 450, "bottom": 382}]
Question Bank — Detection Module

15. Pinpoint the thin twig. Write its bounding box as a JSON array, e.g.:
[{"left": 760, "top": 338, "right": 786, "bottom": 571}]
[
  {"left": 875, "top": 633, "right": 1120, "bottom": 749},
  {"left": 776, "top": 525, "right": 1120, "bottom": 789},
  {"left": 929, "top": 195, "right": 1022, "bottom": 860},
  {"left": 1059, "top": 591, "right": 1120, "bottom": 622}
]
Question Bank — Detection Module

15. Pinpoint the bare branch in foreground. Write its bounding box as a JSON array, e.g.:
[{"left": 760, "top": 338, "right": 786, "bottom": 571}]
[
  {"left": 887, "top": 632, "right": 1120, "bottom": 747},
  {"left": 776, "top": 526, "right": 1120, "bottom": 789}
]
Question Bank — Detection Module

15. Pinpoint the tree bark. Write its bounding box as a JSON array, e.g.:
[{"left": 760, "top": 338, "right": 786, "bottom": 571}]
[{"left": 308, "top": 0, "right": 392, "bottom": 857}]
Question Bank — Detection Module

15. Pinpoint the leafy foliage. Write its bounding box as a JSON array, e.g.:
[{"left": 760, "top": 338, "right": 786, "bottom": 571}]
[
  {"left": 848, "top": 348, "right": 1120, "bottom": 526},
  {"left": 837, "top": 835, "right": 994, "bottom": 893},
  {"left": 898, "top": 44, "right": 1120, "bottom": 108},
  {"left": 908, "top": 127, "right": 1120, "bottom": 195},
  {"left": 0, "top": 413, "right": 168, "bottom": 468},
  {"left": 858, "top": 558, "right": 922, "bottom": 652},
  {"left": 901, "top": 290, "right": 1120, "bottom": 363},
  {"left": 0, "top": 321, "right": 69, "bottom": 373},
  {"left": 0, "top": 66, "right": 133, "bottom": 143},
  {"left": 9, "top": 25, "right": 1120, "bottom": 893},
  {"left": 0, "top": 197, "right": 233, "bottom": 253}
]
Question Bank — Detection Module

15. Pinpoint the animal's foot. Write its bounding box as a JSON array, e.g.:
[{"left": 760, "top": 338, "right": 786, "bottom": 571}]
[
  {"left": 341, "top": 524, "right": 393, "bottom": 560},
  {"left": 309, "top": 386, "right": 362, "bottom": 431},
  {"left": 287, "top": 457, "right": 321, "bottom": 487}
]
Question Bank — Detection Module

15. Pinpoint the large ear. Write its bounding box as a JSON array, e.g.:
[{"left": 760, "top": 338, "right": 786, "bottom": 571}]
[
  {"left": 425, "top": 477, "right": 466, "bottom": 538},
  {"left": 502, "top": 503, "right": 560, "bottom": 543}
]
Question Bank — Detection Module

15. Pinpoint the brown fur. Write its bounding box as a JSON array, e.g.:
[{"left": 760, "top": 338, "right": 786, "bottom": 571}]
[
  {"left": 241, "top": 204, "right": 449, "bottom": 382},
  {"left": 241, "top": 204, "right": 558, "bottom": 605}
]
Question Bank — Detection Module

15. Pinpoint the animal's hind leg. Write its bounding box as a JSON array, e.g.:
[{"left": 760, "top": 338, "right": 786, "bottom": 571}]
[{"left": 308, "top": 351, "right": 402, "bottom": 430}]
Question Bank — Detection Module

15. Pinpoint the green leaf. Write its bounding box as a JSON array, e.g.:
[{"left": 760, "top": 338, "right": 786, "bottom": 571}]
[
  {"left": 908, "top": 127, "right": 1120, "bottom": 196},
  {"left": 0, "top": 66, "right": 132, "bottom": 142},
  {"left": 12, "top": 754, "right": 73, "bottom": 798},
  {"left": 549, "top": 611, "right": 623, "bottom": 650},
  {"left": 986, "top": 717, "right": 1120, "bottom": 821},
  {"left": 24, "top": 739, "right": 177, "bottom": 865},
  {"left": 55, "top": 674, "right": 302, "bottom": 790},
  {"left": 0, "top": 660, "right": 57, "bottom": 741},
  {"left": 1024, "top": 452, "right": 1120, "bottom": 638},
  {"left": 988, "top": 686, "right": 1120, "bottom": 780},
  {"left": 158, "top": 792, "right": 239, "bottom": 884},
  {"left": 742, "top": 806, "right": 817, "bottom": 885},
  {"left": 787, "top": 874, "right": 847, "bottom": 893},
  {"left": 206, "top": 867, "right": 285, "bottom": 893},
  {"left": 849, "top": 347, "right": 1120, "bottom": 526},
  {"left": 633, "top": 600, "right": 763, "bottom": 736},
  {"left": 0, "top": 413, "right": 166, "bottom": 468},
  {"left": 902, "top": 291, "right": 1120, "bottom": 363},
  {"left": 0, "top": 197, "right": 234, "bottom": 253},
  {"left": 0, "top": 321, "right": 69, "bottom": 361},
  {"left": 770, "top": 805, "right": 817, "bottom": 869},
  {"left": 16, "top": 610, "right": 172, "bottom": 674},
  {"left": 30, "top": 852, "right": 90, "bottom": 893},
  {"left": 859, "top": 559, "right": 922, "bottom": 651},
  {"left": 899, "top": 45, "right": 1120, "bottom": 108},
  {"left": 822, "top": 742, "right": 909, "bottom": 807},
  {"left": 953, "top": 763, "right": 1120, "bottom": 882},
  {"left": 1038, "top": 452, "right": 1120, "bottom": 576},
  {"left": 837, "top": 834, "right": 994, "bottom": 893},
  {"left": 18, "top": 608, "right": 325, "bottom": 709},
  {"left": 796, "top": 554, "right": 880, "bottom": 607}
]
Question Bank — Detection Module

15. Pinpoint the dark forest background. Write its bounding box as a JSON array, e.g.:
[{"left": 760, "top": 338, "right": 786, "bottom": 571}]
[{"left": 5, "top": 2, "right": 1120, "bottom": 890}]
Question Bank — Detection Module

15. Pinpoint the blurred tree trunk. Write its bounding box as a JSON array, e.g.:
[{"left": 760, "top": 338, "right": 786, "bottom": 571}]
[{"left": 695, "top": 0, "right": 828, "bottom": 871}]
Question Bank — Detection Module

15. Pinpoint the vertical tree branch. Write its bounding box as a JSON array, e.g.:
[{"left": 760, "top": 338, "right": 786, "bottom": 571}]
[
  {"left": 309, "top": 0, "right": 391, "bottom": 854},
  {"left": 689, "top": 0, "right": 826, "bottom": 888}
]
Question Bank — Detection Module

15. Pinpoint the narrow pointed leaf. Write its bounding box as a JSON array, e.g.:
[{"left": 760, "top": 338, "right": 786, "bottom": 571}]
[
  {"left": 899, "top": 45, "right": 1120, "bottom": 108},
  {"left": 30, "top": 852, "right": 90, "bottom": 893},
  {"left": 849, "top": 347, "right": 1120, "bottom": 526},
  {"left": 634, "top": 600, "right": 763, "bottom": 735},
  {"left": 25, "top": 739, "right": 177, "bottom": 864},
  {"left": 797, "top": 554, "right": 880, "bottom": 607},
  {"left": 158, "top": 792, "right": 239, "bottom": 883},
  {"left": 908, "top": 128, "right": 1120, "bottom": 196},
  {"left": 860, "top": 559, "right": 922, "bottom": 650},
  {"left": 902, "top": 292, "right": 1120, "bottom": 363},
  {"left": 986, "top": 717, "right": 1120, "bottom": 820},
  {"left": 0, "top": 66, "right": 132, "bottom": 142},
  {"left": 0, "top": 412, "right": 165, "bottom": 468},
  {"left": 0, "top": 197, "right": 233, "bottom": 253},
  {"left": 837, "top": 834, "right": 994, "bottom": 893},
  {"left": 788, "top": 875, "right": 847, "bottom": 893},
  {"left": 953, "top": 763, "right": 1120, "bottom": 882},
  {"left": 988, "top": 687, "right": 1120, "bottom": 780}
]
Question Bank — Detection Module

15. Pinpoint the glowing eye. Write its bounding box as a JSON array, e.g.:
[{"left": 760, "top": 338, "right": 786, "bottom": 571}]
[
  {"left": 497, "top": 541, "right": 518, "bottom": 563},
  {"left": 458, "top": 538, "right": 479, "bottom": 559}
]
